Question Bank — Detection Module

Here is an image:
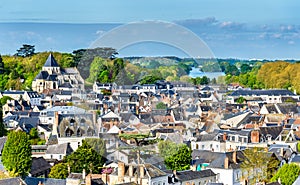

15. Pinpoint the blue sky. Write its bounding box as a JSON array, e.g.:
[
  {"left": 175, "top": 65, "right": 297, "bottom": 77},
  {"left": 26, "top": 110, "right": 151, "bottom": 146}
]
[
  {"left": 1, "top": 0, "right": 299, "bottom": 24},
  {"left": 1, "top": 0, "right": 300, "bottom": 59}
]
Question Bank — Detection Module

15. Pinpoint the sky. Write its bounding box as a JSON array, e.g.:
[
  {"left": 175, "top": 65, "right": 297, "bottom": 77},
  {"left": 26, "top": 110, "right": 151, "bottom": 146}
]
[{"left": 1, "top": 0, "right": 300, "bottom": 59}]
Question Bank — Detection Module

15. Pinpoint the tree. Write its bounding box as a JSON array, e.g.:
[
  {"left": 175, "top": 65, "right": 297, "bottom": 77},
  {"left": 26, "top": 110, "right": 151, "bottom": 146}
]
[
  {"left": 15, "top": 44, "right": 35, "bottom": 57},
  {"left": 270, "top": 163, "right": 300, "bottom": 185},
  {"left": 66, "top": 140, "right": 105, "bottom": 174},
  {"left": 240, "top": 64, "right": 252, "bottom": 74},
  {"left": 49, "top": 163, "right": 69, "bottom": 179},
  {"left": 236, "top": 96, "right": 245, "bottom": 104},
  {"left": 2, "top": 131, "right": 32, "bottom": 177},
  {"left": 139, "top": 75, "right": 162, "bottom": 85},
  {"left": 156, "top": 102, "right": 167, "bottom": 109},
  {"left": 158, "top": 141, "right": 192, "bottom": 171},
  {"left": 241, "top": 147, "right": 279, "bottom": 183},
  {"left": 164, "top": 144, "right": 191, "bottom": 171}
]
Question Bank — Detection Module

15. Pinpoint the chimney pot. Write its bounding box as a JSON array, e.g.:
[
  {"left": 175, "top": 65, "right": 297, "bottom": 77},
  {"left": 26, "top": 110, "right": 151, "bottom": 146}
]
[{"left": 224, "top": 157, "right": 229, "bottom": 169}]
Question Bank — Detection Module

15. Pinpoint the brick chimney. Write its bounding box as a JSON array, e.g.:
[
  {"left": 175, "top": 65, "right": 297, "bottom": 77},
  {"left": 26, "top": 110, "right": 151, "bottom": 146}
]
[
  {"left": 85, "top": 174, "right": 92, "bottom": 185},
  {"left": 118, "top": 162, "right": 125, "bottom": 182},
  {"left": 251, "top": 130, "right": 260, "bottom": 143},
  {"left": 223, "top": 132, "right": 227, "bottom": 141},
  {"left": 224, "top": 157, "right": 229, "bottom": 169},
  {"left": 280, "top": 147, "right": 284, "bottom": 157}
]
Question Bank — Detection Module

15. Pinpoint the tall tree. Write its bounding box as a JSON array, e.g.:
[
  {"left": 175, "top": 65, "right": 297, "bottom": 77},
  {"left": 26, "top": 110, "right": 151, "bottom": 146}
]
[
  {"left": 2, "top": 131, "right": 32, "bottom": 177},
  {"left": 270, "top": 163, "right": 300, "bottom": 185},
  {"left": 15, "top": 44, "right": 35, "bottom": 57},
  {"left": 0, "top": 55, "right": 4, "bottom": 74}
]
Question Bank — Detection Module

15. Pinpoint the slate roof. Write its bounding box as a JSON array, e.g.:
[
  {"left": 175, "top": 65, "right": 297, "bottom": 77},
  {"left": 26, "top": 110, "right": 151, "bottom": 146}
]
[
  {"left": 0, "top": 177, "right": 27, "bottom": 185},
  {"left": 44, "top": 54, "right": 59, "bottom": 67},
  {"left": 25, "top": 177, "right": 66, "bottom": 185},
  {"left": 34, "top": 71, "right": 49, "bottom": 80},
  {"left": 175, "top": 169, "right": 216, "bottom": 181},
  {"left": 192, "top": 150, "right": 245, "bottom": 169},
  {"left": 277, "top": 103, "right": 298, "bottom": 114},
  {"left": 30, "top": 157, "right": 52, "bottom": 176},
  {"left": 259, "top": 126, "right": 283, "bottom": 140},
  {"left": 230, "top": 89, "right": 296, "bottom": 96},
  {"left": 46, "top": 143, "right": 73, "bottom": 155}
]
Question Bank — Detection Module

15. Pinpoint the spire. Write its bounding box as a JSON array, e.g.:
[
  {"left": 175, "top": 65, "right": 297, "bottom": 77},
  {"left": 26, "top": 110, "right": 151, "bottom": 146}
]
[{"left": 44, "top": 53, "right": 59, "bottom": 67}]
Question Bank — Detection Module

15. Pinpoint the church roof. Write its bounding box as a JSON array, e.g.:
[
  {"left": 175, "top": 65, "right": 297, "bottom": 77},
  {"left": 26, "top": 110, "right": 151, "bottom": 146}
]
[
  {"left": 34, "top": 71, "right": 49, "bottom": 80},
  {"left": 44, "top": 53, "right": 59, "bottom": 67}
]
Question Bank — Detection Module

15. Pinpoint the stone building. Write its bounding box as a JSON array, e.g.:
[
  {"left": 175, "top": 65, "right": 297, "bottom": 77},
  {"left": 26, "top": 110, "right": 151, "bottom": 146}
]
[{"left": 32, "top": 54, "right": 84, "bottom": 93}]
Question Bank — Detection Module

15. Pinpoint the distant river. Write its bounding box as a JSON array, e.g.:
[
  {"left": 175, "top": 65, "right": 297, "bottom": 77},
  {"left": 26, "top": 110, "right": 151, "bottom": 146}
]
[{"left": 189, "top": 67, "right": 225, "bottom": 79}]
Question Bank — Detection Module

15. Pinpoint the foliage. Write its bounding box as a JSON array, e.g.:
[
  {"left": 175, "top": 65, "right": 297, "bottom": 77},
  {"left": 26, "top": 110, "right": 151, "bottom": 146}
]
[
  {"left": 241, "top": 147, "right": 279, "bottom": 183},
  {"left": 49, "top": 163, "right": 69, "bottom": 179},
  {"left": 236, "top": 96, "right": 246, "bottom": 104},
  {"left": 15, "top": 44, "right": 35, "bottom": 57},
  {"left": 28, "top": 128, "right": 45, "bottom": 145},
  {"left": 1, "top": 52, "right": 74, "bottom": 90},
  {"left": 2, "top": 131, "right": 32, "bottom": 177},
  {"left": 156, "top": 102, "right": 167, "bottom": 109},
  {"left": 158, "top": 141, "right": 192, "bottom": 171},
  {"left": 0, "top": 96, "right": 13, "bottom": 106},
  {"left": 139, "top": 75, "right": 163, "bottom": 85},
  {"left": 190, "top": 76, "right": 210, "bottom": 85},
  {"left": 65, "top": 140, "right": 105, "bottom": 174},
  {"left": 84, "top": 138, "right": 106, "bottom": 157},
  {"left": 270, "top": 163, "right": 300, "bottom": 185}
]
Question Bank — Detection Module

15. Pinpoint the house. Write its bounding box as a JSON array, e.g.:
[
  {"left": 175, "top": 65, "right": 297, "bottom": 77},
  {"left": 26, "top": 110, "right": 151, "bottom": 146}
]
[
  {"left": 45, "top": 143, "right": 73, "bottom": 161},
  {"left": 192, "top": 150, "right": 245, "bottom": 185},
  {"left": 93, "top": 82, "right": 113, "bottom": 93},
  {"left": 227, "top": 89, "right": 298, "bottom": 104},
  {"left": 32, "top": 53, "right": 85, "bottom": 93}
]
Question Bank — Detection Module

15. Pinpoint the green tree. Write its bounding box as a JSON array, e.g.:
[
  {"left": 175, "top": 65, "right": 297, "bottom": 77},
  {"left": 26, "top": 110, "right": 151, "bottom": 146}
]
[
  {"left": 240, "top": 64, "right": 252, "bottom": 74},
  {"left": 49, "top": 163, "right": 69, "bottom": 179},
  {"left": 2, "top": 131, "right": 32, "bottom": 177},
  {"left": 164, "top": 144, "right": 191, "bottom": 171},
  {"left": 156, "top": 102, "right": 167, "bottom": 109},
  {"left": 139, "top": 75, "right": 162, "bottom": 85},
  {"left": 270, "top": 163, "right": 300, "bottom": 185},
  {"left": 236, "top": 96, "right": 245, "bottom": 104},
  {"left": 66, "top": 140, "right": 105, "bottom": 174},
  {"left": 158, "top": 141, "right": 192, "bottom": 171},
  {"left": 15, "top": 44, "right": 35, "bottom": 57},
  {"left": 84, "top": 138, "right": 106, "bottom": 157}
]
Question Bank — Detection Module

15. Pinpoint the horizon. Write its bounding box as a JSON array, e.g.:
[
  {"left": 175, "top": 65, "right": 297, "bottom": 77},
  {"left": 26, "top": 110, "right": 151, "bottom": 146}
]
[{"left": 1, "top": 1, "right": 300, "bottom": 59}]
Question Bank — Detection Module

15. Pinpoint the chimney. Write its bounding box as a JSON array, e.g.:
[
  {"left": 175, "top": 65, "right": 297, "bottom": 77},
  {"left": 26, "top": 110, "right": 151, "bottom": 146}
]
[
  {"left": 86, "top": 174, "right": 92, "bottom": 185},
  {"left": 82, "top": 169, "right": 86, "bottom": 180},
  {"left": 139, "top": 165, "right": 144, "bottom": 178},
  {"left": 251, "top": 130, "right": 260, "bottom": 143},
  {"left": 128, "top": 164, "right": 133, "bottom": 177},
  {"left": 118, "top": 162, "right": 125, "bottom": 182},
  {"left": 224, "top": 157, "right": 229, "bottom": 169},
  {"left": 280, "top": 148, "right": 284, "bottom": 157},
  {"left": 223, "top": 132, "right": 227, "bottom": 141},
  {"left": 102, "top": 173, "right": 108, "bottom": 185},
  {"left": 233, "top": 150, "right": 237, "bottom": 163}
]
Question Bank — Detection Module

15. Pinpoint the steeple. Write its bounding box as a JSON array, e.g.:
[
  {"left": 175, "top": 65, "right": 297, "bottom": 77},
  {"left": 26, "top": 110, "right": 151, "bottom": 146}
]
[
  {"left": 44, "top": 53, "right": 59, "bottom": 67},
  {"left": 42, "top": 53, "right": 60, "bottom": 75}
]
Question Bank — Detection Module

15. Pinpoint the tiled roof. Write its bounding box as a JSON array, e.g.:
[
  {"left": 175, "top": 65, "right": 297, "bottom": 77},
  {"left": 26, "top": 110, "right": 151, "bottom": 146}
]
[{"left": 0, "top": 177, "right": 26, "bottom": 185}]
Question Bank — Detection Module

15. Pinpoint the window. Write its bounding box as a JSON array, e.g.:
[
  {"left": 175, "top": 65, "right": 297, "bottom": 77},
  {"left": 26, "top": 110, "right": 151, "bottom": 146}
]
[
  {"left": 59, "top": 155, "right": 62, "bottom": 159},
  {"left": 201, "top": 145, "right": 204, "bottom": 150},
  {"left": 111, "top": 156, "right": 114, "bottom": 160},
  {"left": 50, "top": 155, "right": 53, "bottom": 159}
]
